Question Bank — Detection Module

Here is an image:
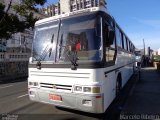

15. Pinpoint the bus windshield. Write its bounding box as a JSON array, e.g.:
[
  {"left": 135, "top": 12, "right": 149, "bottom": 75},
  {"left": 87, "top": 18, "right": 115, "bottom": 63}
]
[
  {"left": 32, "top": 13, "right": 102, "bottom": 64},
  {"left": 57, "top": 14, "right": 102, "bottom": 64},
  {"left": 32, "top": 20, "right": 59, "bottom": 62}
]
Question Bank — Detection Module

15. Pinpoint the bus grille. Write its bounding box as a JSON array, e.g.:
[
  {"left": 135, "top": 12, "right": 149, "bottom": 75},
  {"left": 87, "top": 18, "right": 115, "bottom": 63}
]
[{"left": 40, "top": 83, "right": 72, "bottom": 92}]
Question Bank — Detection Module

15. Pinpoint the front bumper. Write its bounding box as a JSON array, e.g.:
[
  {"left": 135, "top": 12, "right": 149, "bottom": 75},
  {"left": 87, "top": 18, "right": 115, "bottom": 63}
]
[{"left": 28, "top": 87, "right": 104, "bottom": 113}]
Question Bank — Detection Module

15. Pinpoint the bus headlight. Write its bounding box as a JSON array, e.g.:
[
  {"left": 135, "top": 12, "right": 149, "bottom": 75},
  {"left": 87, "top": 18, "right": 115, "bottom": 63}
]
[
  {"left": 74, "top": 86, "right": 82, "bottom": 92},
  {"left": 83, "top": 87, "right": 91, "bottom": 92},
  {"left": 84, "top": 87, "right": 100, "bottom": 93},
  {"left": 92, "top": 87, "right": 100, "bottom": 93},
  {"left": 74, "top": 85, "right": 101, "bottom": 93}
]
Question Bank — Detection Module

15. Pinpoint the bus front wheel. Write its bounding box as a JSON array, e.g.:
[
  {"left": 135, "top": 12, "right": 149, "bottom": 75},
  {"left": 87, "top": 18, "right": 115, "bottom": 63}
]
[{"left": 116, "top": 75, "right": 122, "bottom": 96}]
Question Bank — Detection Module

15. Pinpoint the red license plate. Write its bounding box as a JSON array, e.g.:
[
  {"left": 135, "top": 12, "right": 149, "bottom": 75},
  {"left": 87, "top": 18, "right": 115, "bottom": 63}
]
[{"left": 49, "top": 94, "right": 62, "bottom": 101}]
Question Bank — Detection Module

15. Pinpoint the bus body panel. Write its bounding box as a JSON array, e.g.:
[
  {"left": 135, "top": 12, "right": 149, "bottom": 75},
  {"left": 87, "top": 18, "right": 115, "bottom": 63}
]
[
  {"left": 102, "top": 47, "right": 135, "bottom": 111},
  {"left": 29, "top": 87, "right": 103, "bottom": 113},
  {"left": 28, "top": 68, "right": 105, "bottom": 84},
  {"left": 28, "top": 68, "right": 104, "bottom": 113}
]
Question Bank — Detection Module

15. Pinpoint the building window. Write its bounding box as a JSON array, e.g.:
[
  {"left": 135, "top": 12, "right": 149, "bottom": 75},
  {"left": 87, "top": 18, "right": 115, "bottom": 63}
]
[
  {"left": 21, "top": 36, "right": 26, "bottom": 45},
  {"left": 11, "top": 36, "right": 15, "bottom": 44}
]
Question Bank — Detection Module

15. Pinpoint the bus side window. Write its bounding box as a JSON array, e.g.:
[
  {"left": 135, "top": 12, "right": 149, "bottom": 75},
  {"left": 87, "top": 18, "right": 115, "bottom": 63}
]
[
  {"left": 115, "top": 27, "right": 122, "bottom": 48},
  {"left": 130, "top": 44, "right": 133, "bottom": 53},
  {"left": 128, "top": 41, "right": 131, "bottom": 52},
  {"left": 105, "top": 23, "right": 116, "bottom": 64},
  {"left": 123, "top": 35, "right": 127, "bottom": 50},
  {"left": 121, "top": 32, "right": 124, "bottom": 49},
  {"left": 126, "top": 38, "right": 129, "bottom": 51}
]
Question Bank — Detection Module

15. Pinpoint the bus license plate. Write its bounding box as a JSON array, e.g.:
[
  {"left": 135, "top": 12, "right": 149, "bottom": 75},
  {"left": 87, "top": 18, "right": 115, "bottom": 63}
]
[{"left": 49, "top": 94, "right": 62, "bottom": 101}]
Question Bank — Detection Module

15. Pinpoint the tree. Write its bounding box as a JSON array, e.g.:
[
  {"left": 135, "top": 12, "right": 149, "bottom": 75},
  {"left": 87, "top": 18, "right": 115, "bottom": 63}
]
[{"left": 0, "top": 0, "right": 46, "bottom": 39}]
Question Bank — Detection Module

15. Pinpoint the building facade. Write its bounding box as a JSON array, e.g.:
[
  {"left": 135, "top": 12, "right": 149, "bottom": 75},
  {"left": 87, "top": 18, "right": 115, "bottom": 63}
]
[
  {"left": 136, "top": 47, "right": 153, "bottom": 57},
  {"left": 153, "top": 51, "right": 158, "bottom": 56},
  {"left": 0, "top": 0, "right": 6, "bottom": 52},
  {"left": 60, "top": 0, "right": 106, "bottom": 13},
  {"left": 6, "top": 30, "right": 33, "bottom": 53},
  {"left": 39, "top": 0, "right": 106, "bottom": 16},
  {"left": 60, "top": 0, "right": 70, "bottom": 13},
  {"left": 39, "top": 3, "right": 60, "bottom": 17},
  {"left": 158, "top": 48, "right": 160, "bottom": 55}
]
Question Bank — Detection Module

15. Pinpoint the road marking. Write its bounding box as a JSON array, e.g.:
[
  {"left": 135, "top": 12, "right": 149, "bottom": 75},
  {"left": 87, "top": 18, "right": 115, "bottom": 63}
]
[
  {"left": 17, "top": 94, "right": 28, "bottom": 98},
  {"left": 0, "top": 85, "right": 13, "bottom": 89}
]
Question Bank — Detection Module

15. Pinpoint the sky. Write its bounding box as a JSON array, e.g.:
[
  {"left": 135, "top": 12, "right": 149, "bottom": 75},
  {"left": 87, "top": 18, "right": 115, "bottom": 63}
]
[{"left": 44, "top": 0, "right": 160, "bottom": 51}]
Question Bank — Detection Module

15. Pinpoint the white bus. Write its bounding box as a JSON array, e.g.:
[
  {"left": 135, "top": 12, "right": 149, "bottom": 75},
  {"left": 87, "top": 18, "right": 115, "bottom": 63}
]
[{"left": 28, "top": 7, "right": 135, "bottom": 113}]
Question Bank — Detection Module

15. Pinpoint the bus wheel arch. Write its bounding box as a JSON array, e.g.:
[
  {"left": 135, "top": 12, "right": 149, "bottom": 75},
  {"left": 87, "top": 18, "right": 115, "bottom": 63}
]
[{"left": 116, "top": 73, "right": 122, "bottom": 96}]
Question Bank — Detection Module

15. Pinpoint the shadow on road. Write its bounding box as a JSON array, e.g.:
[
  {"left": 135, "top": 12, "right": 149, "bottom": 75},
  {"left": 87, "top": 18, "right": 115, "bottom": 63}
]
[{"left": 120, "top": 67, "right": 160, "bottom": 118}]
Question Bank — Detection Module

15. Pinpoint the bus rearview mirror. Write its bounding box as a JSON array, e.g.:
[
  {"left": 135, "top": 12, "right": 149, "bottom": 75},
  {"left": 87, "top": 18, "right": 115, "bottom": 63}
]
[
  {"left": 106, "top": 30, "right": 115, "bottom": 47},
  {"left": 108, "top": 30, "right": 115, "bottom": 44}
]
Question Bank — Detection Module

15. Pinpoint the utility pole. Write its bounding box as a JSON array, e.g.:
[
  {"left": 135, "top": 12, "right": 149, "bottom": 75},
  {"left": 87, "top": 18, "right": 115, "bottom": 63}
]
[
  {"left": 143, "top": 39, "right": 146, "bottom": 66},
  {"left": 143, "top": 39, "right": 145, "bottom": 56}
]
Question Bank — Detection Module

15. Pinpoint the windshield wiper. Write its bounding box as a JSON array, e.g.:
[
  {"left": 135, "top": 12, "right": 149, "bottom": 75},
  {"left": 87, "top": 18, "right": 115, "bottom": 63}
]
[
  {"left": 59, "top": 34, "right": 63, "bottom": 59},
  {"left": 48, "top": 34, "right": 54, "bottom": 57},
  {"left": 36, "top": 45, "right": 50, "bottom": 69},
  {"left": 66, "top": 50, "right": 78, "bottom": 70},
  {"left": 59, "top": 42, "right": 78, "bottom": 70}
]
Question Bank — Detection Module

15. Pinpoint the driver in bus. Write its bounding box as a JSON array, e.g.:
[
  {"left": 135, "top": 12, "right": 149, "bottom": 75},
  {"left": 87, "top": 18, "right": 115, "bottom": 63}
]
[{"left": 75, "top": 39, "right": 81, "bottom": 51}]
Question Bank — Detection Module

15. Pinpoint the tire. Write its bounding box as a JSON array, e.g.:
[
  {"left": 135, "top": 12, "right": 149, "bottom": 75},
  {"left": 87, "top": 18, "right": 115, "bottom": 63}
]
[{"left": 116, "top": 76, "right": 122, "bottom": 96}]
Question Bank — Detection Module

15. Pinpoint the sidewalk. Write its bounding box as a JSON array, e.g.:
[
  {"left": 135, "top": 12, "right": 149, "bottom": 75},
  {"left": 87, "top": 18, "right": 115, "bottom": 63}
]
[{"left": 120, "top": 67, "right": 160, "bottom": 119}]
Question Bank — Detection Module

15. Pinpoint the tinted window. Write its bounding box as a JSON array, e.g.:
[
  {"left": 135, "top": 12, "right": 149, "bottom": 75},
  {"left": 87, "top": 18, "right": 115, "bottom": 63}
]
[
  {"left": 126, "top": 38, "right": 129, "bottom": 51},
  {"left": 123, "top": 35, "right": 127, "bottom": 50},
  {"left": 115, "top": 27, "right": 122, "bottom": 48},
  {"left": 128, "top": 41, "right": 131, "bottom": 52},
  {"left": 58, "top": 14, "right": 102, "bottom": 63},
  {"left": 121, "top": 32, "right": 124, "bottom": 49},
  {"left": 33, "top": 21, "right": 59, "bottom": 62}
]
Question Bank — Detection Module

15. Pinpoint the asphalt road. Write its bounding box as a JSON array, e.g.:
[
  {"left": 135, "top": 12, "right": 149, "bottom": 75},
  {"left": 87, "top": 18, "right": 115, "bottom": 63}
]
[{"left": 0, "top": 73, "right": 138, "bottom": 120}]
